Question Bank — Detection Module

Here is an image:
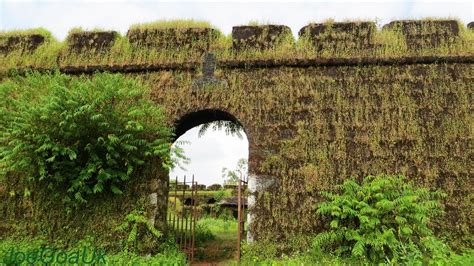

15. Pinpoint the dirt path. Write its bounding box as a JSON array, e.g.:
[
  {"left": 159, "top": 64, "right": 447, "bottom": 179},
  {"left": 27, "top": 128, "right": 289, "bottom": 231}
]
[{"left": 191, "top": 234, "right": 238, "bottom": 265}]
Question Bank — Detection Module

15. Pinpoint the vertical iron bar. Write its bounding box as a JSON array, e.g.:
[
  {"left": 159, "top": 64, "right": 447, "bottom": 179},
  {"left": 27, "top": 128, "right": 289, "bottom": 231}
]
[
  {"left": 185, "top": 212, "right": 188, "bottom": 258},
  {"left": 237, "top": 175, "right": 242, "bottom": 261},
  {"left": 180, "top": 175, "right": 186, "bottom": 250},
  {"left": 191, "top": 175, "right": 197, "bottom": 262},
  {"left": 173, "top": 176, "right": 177, "bottom": 230}
]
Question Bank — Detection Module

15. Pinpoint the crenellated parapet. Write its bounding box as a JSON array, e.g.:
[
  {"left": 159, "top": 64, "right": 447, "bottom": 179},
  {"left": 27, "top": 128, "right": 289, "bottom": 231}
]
[{"left": 0, "top": 19, "right": 472, "bottom": 74}]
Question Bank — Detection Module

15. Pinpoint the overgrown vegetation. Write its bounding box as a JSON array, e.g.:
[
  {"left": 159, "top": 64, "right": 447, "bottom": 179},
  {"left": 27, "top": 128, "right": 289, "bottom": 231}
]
[
  {"left": 129, "top": 19, "right": 216, "bottom": 31},
  {"left": 240, "top": 175, "right": 474, "bottom": 265},
  {"left": 115, "top": 210, "right": 163, "bottom": 253},
  {"left": 0, "top": 236, "right": 187, "bottom": 265},
  {"left": 0, "top": 72, "right": 177, "bottom": 208},
  {"left": 313, "top": 174, "right": 447, "bottom": 264}
]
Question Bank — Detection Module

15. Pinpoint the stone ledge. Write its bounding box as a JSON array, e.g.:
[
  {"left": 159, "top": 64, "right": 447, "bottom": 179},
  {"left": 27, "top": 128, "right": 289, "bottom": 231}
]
[{"left": 8, "top": 55, "right": 473, "bottom": 75}]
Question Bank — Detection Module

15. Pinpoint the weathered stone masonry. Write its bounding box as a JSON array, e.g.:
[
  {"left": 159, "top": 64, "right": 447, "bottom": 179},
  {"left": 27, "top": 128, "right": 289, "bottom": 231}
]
[{"left": 1, "top": 20, "right": 473, "bottom": 248}]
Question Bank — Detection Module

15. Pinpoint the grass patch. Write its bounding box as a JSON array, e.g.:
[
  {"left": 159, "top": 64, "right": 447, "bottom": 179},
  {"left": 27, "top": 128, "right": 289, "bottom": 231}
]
[
  {"left": 0, "top": 27, "right": 55, "bottom": 40},
  {"left": 0, "top": 237, "right": 187, "bottom": 265},
  {"left": 129, "top": 19, "right": 216, "bottom": 31}
]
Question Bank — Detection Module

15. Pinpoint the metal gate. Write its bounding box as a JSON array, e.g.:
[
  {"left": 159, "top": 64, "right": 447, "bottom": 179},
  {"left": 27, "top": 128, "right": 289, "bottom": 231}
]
[
  {"left": 168, "top": 174, "right": 248, "bottom": 263},
  {"left": 168, "top": 175, "right": 197, "bottom": 262},
  {"left": 237, "top": 175, "right": 248, "bottom": 261}
]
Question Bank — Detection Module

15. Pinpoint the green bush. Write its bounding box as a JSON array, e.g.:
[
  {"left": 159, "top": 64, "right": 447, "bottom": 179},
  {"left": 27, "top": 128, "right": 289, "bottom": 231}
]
[
  {"left": 0, "top": 72, "right": 177, "bottom": 207},
  {"left": 313, "top": 174, "right": 449, "bottom": 264}
]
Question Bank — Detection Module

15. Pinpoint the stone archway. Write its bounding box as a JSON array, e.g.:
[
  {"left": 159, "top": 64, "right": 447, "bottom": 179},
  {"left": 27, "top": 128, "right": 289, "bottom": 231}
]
[{"left": 170, "top": 108, "right": 256, "bottom": 248}]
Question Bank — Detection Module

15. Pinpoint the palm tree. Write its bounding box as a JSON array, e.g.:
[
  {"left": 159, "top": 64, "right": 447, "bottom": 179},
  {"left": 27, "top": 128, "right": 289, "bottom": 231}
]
[{"left": 198, "top": 120, "right": 244, "bottom": 139}]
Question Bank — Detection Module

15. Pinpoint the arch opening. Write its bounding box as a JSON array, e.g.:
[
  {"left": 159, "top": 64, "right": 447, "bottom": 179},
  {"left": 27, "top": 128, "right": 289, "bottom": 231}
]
[
  {"left": 173, "top": 109, "right": 245, "bottom": 141},
  {"left": 168, "top": 109, "right": 249, "bottom": 262}
]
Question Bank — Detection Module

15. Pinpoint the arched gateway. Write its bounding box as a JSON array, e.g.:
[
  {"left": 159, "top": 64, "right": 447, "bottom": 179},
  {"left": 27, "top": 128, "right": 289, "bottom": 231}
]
[{"left": 1, "top": 19, "right": 472, "bottom": 254}]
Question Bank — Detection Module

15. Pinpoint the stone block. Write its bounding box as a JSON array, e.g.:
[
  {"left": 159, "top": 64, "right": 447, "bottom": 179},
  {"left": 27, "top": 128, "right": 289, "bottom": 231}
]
[
  {"left": 232, "top": 25, "right": 292, "bottom": 50},
  {"left": 0, "top": 34, "right": 45, "bottom": 55},
  {"left": 126, "top": 27, "right": 218, "bottom": 51},
  {"left": 298, "top": 22, "right": 376, "bottom": 51},
  {"left": 67, "top": 31, "right": 118, "bottom": 53},
  {"left": 383, "top": 20, "right": 459, "bottom": 49}
]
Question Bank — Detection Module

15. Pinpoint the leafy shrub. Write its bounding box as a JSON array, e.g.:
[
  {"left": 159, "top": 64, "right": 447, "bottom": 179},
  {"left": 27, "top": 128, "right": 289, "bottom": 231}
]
[
  {"left": 0, "top": 72, "right": 177, "bottom": 207},
  {"left": 313, "top": 174, "right": 447, "bottom": 264},
  {"left": 115, "top": 210, "right": 162, "bottom": 252},
  {"left": 241, "top": 240, "right": 279, "bottom": 263}
]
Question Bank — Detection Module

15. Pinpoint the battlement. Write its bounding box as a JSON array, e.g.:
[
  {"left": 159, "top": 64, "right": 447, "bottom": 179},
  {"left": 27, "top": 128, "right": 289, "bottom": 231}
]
[{"left": 1, "top": 19, "right": 473, "bottom": 74}]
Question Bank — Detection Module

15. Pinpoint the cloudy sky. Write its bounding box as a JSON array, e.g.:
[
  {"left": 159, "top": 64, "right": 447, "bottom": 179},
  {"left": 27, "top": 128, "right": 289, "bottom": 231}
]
[{"left": 1, "top": 0, "right": 472, "bottom": 185}]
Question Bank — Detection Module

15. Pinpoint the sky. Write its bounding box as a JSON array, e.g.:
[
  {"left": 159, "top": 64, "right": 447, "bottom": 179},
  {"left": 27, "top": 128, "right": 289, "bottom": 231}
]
[{"left": 1, "top": 0, "right": 472, "bottom": 185}]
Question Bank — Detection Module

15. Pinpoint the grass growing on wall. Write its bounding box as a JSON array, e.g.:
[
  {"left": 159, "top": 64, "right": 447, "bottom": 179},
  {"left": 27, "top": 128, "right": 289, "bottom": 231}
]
[
  {"left": 0, "top": 28, "right": 63, "bottom": 72},
  {"left": 141, "top": 62, "right": 472, "bottom": 252},
  {"left": 1, "top": 19, "right": 473, "bottom": 74},
  {"left": 129, "top": 19, "right": 216, "bottom": 30}
]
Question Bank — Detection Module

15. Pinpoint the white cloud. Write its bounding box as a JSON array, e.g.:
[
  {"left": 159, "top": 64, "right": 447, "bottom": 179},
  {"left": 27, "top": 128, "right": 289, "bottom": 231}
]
[
  {"left": 1, "top": 1, "right": 472, "bottom": 40},
  {"left": 170, "top": 126, "right": 249, "bottom": 186}
]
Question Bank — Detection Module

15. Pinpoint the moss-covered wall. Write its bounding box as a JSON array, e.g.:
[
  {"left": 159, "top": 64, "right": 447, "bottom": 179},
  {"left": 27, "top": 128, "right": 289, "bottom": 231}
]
[
  {"left": 1, "top": 158, "right": 168, "bottom": 253},
  {"left": 143, "top": 62, "right": 472, "bottom": 248},
  {"left": 1, "top": 19, "right": 473, "bottom": 250}
]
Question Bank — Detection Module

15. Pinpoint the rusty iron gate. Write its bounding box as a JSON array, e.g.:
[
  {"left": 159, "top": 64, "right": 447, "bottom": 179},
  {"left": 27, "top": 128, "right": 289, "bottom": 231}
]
[
  {"left": 168, "top": 175, "right": 197, "bottom": 262},
  {"left": 168, "top": 174, "right": 248, "bottom": 263},
  {"left": 237, "top": 174, "right": 248, "bottom": 261}
]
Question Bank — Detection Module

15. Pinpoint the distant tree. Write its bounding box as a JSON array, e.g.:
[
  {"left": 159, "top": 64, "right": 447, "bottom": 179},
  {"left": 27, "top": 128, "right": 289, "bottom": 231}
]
[{"left": 221, "top": 158, "right": 248, "bottom": 185}]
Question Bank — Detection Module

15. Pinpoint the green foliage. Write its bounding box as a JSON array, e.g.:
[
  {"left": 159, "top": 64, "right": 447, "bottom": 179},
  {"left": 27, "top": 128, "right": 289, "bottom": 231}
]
[
  {"left": 198, "top": 120, "right": 245, "bottom": 139},
  {"left": 194, "top": 221, "right": 216, "bottom": 245},
  {"left": 129, "top": 19, "right": 216, "bottom": 31},
  {"left": 197, "top": 216, "right": 238, "bottom": 236},
  {"left": 0, "top": 72, "right": 177, "bottom": 207},
  {"left": 313, "top": 174, "right": 450, "bottom": 264},
  {"left": 241, "top": 240, "right": 279, "bottom": 263},
  {"left": 221, "top": 158, "right": 248, "bottom": 185},
  {"left": 115, "top": 210, "right": 162, "bottom": 252}
]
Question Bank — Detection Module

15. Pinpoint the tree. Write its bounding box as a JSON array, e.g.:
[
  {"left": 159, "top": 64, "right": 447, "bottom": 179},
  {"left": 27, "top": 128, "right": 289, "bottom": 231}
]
[
  {"left": 221, "top": 158, "right": 247, "bottom": 185},
  {"left": 0, "top": 72, "right": 183, "bottom": 207},
  {"left": 198, "top": 120, "right": 244, "bottom": 139}
]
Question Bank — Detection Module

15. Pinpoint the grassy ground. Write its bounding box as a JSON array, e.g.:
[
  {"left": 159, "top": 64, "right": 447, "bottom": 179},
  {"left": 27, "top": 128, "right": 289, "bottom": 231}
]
[
  {"left": 0, "top": 237, "right": 187, "bottom": 265},
  {"left": 193, "top": 217, "right": 239, "bottom": 265}
]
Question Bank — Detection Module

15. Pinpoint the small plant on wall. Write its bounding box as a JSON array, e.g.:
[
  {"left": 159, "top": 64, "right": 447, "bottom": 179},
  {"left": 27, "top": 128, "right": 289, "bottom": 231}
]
[
  {"left": 313, "top": 174, "right": 450, "bottom": 264},
  {"left": 0, "top": 72, "right": 180, "bottom": 208}
]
